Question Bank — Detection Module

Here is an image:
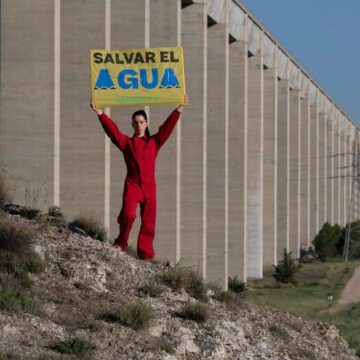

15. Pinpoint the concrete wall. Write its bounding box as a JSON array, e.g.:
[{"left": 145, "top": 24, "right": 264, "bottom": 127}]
[{"left": 1, "top": 0, "right": 357, "bottom": 288}]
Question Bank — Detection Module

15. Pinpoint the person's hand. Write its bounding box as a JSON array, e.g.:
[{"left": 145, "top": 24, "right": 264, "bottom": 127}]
[
  {"left": 176, "top": 93, "right": 189, "bottom": 113},
  {"left": 90, "top": 98, "right": 103, "bottom": 115}
]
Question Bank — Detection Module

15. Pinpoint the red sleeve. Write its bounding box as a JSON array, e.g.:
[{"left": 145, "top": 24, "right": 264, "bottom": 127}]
[
  {"left": 153, "top": 109, "right": 181, "bottom": 149},
  {"left": 98, "top": 113, "right": 128, "bottom": 151}
]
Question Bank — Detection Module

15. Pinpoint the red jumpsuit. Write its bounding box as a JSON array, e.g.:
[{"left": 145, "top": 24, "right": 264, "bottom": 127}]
[{"left": 98, "top": 110, "right": 181, "bottom": 260}]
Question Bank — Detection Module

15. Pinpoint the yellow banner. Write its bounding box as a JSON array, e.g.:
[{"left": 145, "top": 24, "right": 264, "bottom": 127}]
[{"left": 91, "top": 47, "right": 185, "bottom": 107}]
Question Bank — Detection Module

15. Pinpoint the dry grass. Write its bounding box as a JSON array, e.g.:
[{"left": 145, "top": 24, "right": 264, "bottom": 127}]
[
  {"left": 103, "top": 303, "right": 153, "bottom": 330},
  {"left": 69, "top": 214, "right": 107, "bottom": 242},
  {"left": 176, "top": 303, "right": 209, "bottom": 323},
  {"left": 0, "top": 218, "right": 35, "bottom": 256},
  {"left": 0, "top": 175, "right": 11, "bottom": 207},
  {"left": 161, "top": 265, "right": 208, "bottom": 302}
]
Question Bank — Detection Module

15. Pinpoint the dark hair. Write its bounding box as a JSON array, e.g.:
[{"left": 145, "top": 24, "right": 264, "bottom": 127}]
[{"left": 132, "top": 109, "right": 150, "bottom": 138}]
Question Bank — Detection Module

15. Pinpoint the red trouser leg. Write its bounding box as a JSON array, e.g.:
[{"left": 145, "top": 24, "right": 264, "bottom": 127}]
[
  {"left": 137, "top": 194, "right": 156, "bottom": 260},
  {"left": 114, "top": 182, "right": 143, "bottom": 251}
]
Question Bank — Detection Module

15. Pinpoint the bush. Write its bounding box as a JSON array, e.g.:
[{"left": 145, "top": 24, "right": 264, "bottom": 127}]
[
  {"left": 151, "top": 337, "right": 175, "bottom": 354},
  {"left": 161, "top": 264, "right": 189, "bottom": 291},
  {"left": 138, "top": 280, "right": 163, "bottom": 298},
  {"left": 186, "top": 270, "right": 208, "bottom": 302},
  {"left": 104, "top": 303, "right": 153, "bottom": 330},
  {"left": 228, "top": 276, "right": 246, "bottom": 293},
  {"left": 273, "top": 249, "right": 298, "bottom": 285},
  {"left": 0, "top": 290, "right": 32, "bottom": 312},
  {"left": 69, "top": 214, "right": 107, "bottom": 241},
  {"left": 161, "top": 265, "right": 208, "bottom": 301},
  {"left": 312, "top": 222, "right": 342, "bottom": 261},
  {"left": 50, "top": 336, "right": 96, "bottom": 358},
  {"left": 213, "top": 290, "right": 244, "bottom": 310},
  {"left": 269, "top": 324, "right": 289, "bottom": 340},
  {"left": 0, "top": 218, "right": 35, "bottom": 256},
  {"left": 22, "top": 257, "right": 45, "bottom": 274},
  {"left": 177, "top": 303, "right": 208, "bottom": 323}
]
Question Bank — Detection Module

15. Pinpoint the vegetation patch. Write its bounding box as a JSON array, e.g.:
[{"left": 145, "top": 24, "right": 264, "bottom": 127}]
[
  {"left": 228, "top": 276, "right": 246, "bottom": 294},
  {"left": 273, "top": 249, "right": 298, "bottom": 285},
  {"left": 103, "top": 303, "right": 153, "bottom": 330},
  {"left": 269, "top": 324, "right": 289, "bottom": 340},
  {"left": 151, "top": 337, "right": 175, "bottom": 354},
  {"left": 161, "top": 264, "right": 189, "bottom": 291},
  {"left": 0, "top": 289, "right": 32, "bottom": 312},
  {"left": 176, "top": 303, "right": 208, "bottom": 323},
  {"left": 0, "top": 218, "right": 35, "bottom": 256},
  {"left": 138, "top": 279, "right": 163, "bottom": 298},
  {"left": 213, "top": 289, "right": 244, "bottom": 310},
  {"left": 319, "top": 302, "right": 360, "bottom": 357},
  {"left": 69, "top": 214, "right": 107, "bottom": 242},
  {"left": 186, "top": 270, "right": 208, "bottom": 302},
  {"left": 50, "top": 336, "right": 96, "bottom": 358},
  {"left": 313, "top": 222, "right": 342, "bottom": 261},
  {"left": 161, "top": 264, "right": 208, "bottom": 302}
]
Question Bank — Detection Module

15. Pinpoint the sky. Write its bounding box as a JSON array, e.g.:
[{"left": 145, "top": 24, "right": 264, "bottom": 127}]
[{"left": 239, "top": 0, "right": 360, "bottom": 124}]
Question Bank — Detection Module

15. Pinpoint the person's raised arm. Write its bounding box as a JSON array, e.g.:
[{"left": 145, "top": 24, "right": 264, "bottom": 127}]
[
  {"left": 154, "top": 94, "right": 189, "bottom": 149},
  {"left": 90, "top": 99, "right": 127, "bottom": 151}
]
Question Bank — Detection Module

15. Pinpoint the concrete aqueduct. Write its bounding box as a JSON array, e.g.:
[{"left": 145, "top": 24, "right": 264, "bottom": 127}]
[{"left": 0, "top": 0, "right": 357, "bottom": 287}]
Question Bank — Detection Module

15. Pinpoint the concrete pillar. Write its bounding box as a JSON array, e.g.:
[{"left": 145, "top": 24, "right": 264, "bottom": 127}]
[
  {"left": 109, "top": 0, "right": 147, "bottom": 242},
  {"left": 318, "top": 111, "right": 326, "bottom": 227},
  {"left": 326, "top": 111, "right": 334, "bottom": 224},
  {"left": 206, "top": 0, "right": 229, "bottom": 286},
  {"left": 228, "top": 35, "right": 247, "bottom": 280},
  {"left": 300, "top": 93, "right": 310, "bottom": 248},
  {"left": 246, "top": 24, "right": 263, "bottom": 278},
  {"left": 333, "top": 114, "right": 340, "bottom": 225},
  {"left": 147, "top": 0, "right": 182, "bottom": 261},
  {"left": 180, "top": 1, "right": 207, "bottom": 275},
  {"left": 340, "top": 123, "right": 346, "bottom": 226},
  {"left": 262, "top": 50, "right": 277, "bottom": 266},
  {"left": 276, "top": 60, "right": 289, "bottom": 259},
  {"left": 289, "top": 80, "right": 301, "bottom": 257},
  {"left": 0, "top": 0, "right": 54, "bottom": 210},
  {"left": 309, "top": 93, "right": 319, "bottom": 240},
  {"left": 60, "top": 1, "right": 105, "bottom": 222}
]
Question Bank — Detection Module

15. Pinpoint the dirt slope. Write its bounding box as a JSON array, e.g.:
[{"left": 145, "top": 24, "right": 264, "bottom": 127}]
[{"left": 0, "top": 211, "right": 357, "bottom": 360}]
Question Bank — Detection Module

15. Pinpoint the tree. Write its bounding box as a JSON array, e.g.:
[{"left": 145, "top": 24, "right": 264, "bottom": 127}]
[
  {"left": 273, "top": 249, "right": 298, "bottom": 285},
  {"left": 312, "top": 222, "right": 342, "bottom": 261}
]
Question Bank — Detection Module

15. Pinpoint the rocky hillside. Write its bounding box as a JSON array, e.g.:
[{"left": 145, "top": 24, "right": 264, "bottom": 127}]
[{"left": 0, "top": 206, "right": 357, "bottom": 360}]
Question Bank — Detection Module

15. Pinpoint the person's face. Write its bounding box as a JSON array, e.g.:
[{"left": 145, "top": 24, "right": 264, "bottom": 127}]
[{"left": 132, "top": 115, "right": 148, "bottom": 137}]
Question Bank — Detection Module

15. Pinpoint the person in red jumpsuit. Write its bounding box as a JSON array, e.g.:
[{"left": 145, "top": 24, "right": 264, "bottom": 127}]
[{"left": 90, "top": 94, "right": 188, "bottom": 260}]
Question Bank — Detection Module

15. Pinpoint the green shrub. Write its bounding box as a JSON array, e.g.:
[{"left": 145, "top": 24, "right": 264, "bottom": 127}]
[
  {"left": 269, "top": 324, "right": 289, "bottom": 340},
  {"left": 161, "top": 264, "right": 189, "bottom": 291},
  {"left": 186, "top": 270, "right": 208, "bottom": 302},
  {"left": 162, "top": 265, "right": 208, "bottom": 301},
  {"left": 152, "top": 337, "right": 175, "bottom": 354},
  {"left": 177, "top": 303, "right": 208, "bottom": 323},
  {"left": 228, "top": 276, "right": 246, "bottom": 293},
  {"left": 23, "top": 256, "right": 45, "bottom": 274},
  {"left": 104, "top": 303, "right": 153, "bottom": 330},
  {"left": 312, "top": 222, "right": 342, "bottom": 261},
  {"left": 69, "top": 214, "right": 107, "bottom": 242},
  {"left": 0, "top": 218, "right": 35, "bottom": 256},
  {"left": 213, "top": 290, "right": 243, "bottom": 310},
  {"left": 272, "top": 249, "right": 298, "bottom": 285},
  {"left": 138, "top": 280, "right": 163, "bottom": 298},
  {"left": 0, "top": 290, "right": 32, "bottom": 311},
  {"left": 50, "top": 336, "right": 96, "bottom": 358},
  {"left": 0, "top": 250, "right": 35, "bottom": 290}
]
